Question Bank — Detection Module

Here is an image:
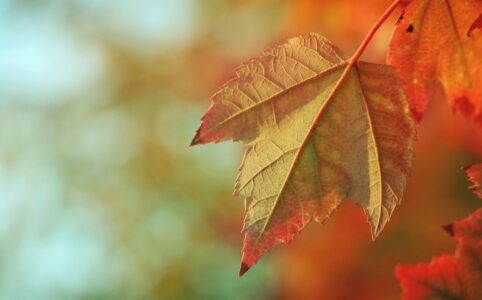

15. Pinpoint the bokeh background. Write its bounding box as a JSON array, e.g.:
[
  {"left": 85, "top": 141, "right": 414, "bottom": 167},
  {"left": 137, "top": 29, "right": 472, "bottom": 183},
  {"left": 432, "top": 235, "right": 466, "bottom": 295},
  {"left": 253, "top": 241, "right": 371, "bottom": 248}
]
[{"left": 0, "top": 0, "right": 481, "bottom": 299}]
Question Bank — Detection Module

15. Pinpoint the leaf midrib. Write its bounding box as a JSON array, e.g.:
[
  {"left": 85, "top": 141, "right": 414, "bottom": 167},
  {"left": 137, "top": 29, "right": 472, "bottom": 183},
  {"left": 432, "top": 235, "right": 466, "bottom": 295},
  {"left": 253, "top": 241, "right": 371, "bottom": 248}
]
[
  {"left": 245, "top": 60, "right": 384, "bottom": 259},
  {"left": 202, "top": 61, "right": 348, "bottom": 140},
  {"left": 354, "top": 65, "right": 384, "bottom": 237},
  {"left": 442, "top": 0, "right": 473, "bottom": 88},
  {"left": 412, "top": 0, "right": 474, "bottom": 90}
]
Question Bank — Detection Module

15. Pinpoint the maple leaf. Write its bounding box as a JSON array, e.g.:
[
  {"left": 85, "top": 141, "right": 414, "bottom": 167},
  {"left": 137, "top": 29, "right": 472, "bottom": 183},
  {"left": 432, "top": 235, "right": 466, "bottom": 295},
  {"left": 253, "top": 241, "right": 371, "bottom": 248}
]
[
  {"left": 396, "top": 208, "right": 482, "bottom": 300},
  {"left": 464, "top": 163, "right": 482, "bottom": 199},
  {"left": 192, "top": 33, "right": 416, "bottom": 275},
  {"left": 388, "top": 0, "right": 482, "bottom": 122}
]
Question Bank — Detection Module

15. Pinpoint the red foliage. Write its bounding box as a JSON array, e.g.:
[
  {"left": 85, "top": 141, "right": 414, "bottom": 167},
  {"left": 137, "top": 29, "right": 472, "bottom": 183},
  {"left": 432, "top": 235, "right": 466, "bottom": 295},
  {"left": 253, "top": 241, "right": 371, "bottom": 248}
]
[
  {"left": 465, "top": 163, "right": 482, "bottom": 199},
  {"left": 192, "top": 0, "right": 482, "bottom": 292},
  {"left": 388, "top": 0, "right": 482, "bottom": 123},
  {"left": 396, "top": 209, "right": 482, "bottom": 300}
]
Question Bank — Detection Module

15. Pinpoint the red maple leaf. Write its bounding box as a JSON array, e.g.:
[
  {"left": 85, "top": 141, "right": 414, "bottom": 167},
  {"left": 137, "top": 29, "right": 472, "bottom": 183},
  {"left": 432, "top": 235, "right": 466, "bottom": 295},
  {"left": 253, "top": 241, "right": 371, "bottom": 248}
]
[{"left": 396, "top": 208, "right": 482, "bottom": 300}]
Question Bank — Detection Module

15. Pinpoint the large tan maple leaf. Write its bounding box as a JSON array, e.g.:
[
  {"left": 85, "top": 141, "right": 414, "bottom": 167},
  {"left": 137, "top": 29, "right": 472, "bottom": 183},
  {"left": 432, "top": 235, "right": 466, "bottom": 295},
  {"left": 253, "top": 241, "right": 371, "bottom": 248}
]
[{"left": 192, "top": 33, "right": 416, "bottom": 275}]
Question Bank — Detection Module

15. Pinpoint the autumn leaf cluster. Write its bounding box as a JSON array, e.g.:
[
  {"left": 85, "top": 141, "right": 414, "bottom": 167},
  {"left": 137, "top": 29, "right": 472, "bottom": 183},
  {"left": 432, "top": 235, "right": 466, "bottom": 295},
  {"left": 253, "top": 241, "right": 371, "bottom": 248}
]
[
  {"left": 396, "top": 165, "right": 482, "bottom": 300},
  {"left": 192, "top": 0, "right": 482, "bottom": 280}
]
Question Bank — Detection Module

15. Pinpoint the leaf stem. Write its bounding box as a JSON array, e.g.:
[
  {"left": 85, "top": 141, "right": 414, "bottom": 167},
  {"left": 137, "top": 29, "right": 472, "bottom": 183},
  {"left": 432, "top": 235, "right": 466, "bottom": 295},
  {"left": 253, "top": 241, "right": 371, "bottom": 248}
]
[{"left": 350, "top": 0, "right": 402, "bottom": 63}]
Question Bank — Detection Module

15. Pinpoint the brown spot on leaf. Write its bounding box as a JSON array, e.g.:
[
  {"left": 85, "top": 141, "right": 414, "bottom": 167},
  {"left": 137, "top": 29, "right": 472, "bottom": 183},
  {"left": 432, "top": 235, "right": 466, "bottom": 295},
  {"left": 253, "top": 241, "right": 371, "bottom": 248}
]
[{"left": 406, "top": 24, "right": 414, "bottom": 32}]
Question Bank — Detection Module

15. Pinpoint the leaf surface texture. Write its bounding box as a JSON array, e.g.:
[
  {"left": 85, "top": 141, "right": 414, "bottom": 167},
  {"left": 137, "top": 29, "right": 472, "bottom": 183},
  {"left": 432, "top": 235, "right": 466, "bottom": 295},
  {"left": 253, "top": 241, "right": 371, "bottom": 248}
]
[
  {"left": 192, "top": 33, "right": 416, "bottom": 274},
  {"left": 388, "top": 0, "right": 482, "bottom": 122}
]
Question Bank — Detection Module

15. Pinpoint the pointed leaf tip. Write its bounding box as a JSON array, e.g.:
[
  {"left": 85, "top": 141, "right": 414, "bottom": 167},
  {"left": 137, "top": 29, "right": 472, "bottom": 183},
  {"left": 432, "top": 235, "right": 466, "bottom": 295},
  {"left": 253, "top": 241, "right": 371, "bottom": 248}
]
[
  {"left": 468, "top": 13, "right": 482, "bottom": 37},
  {"left": 239, "top": 263, "right": 250, "bottom": 277},
  {"left": 190, "top": 131, "right": 201, "bottom": 146},
  {"left": 442, "top": 223, "right": 454, "bottom": 236},
  {"left": 371, "top": 231, "right": 379, "bottom": 241}
]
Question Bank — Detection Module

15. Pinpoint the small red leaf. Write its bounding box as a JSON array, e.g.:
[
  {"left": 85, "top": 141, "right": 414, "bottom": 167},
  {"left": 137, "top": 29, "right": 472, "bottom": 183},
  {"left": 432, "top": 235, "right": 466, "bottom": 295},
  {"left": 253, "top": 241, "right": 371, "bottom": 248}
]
[{"left": 396, "top": 209, "right": 482, "bottom": 300}]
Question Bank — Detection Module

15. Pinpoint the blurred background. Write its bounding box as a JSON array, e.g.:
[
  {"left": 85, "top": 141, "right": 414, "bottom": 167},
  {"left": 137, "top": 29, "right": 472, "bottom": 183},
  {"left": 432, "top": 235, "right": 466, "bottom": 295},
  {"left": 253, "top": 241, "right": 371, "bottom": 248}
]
[{"left": 0, "top": 0, "right": 481, "bottom": 299}]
